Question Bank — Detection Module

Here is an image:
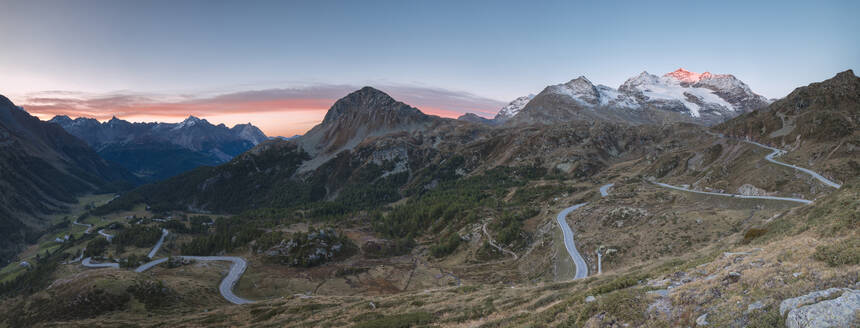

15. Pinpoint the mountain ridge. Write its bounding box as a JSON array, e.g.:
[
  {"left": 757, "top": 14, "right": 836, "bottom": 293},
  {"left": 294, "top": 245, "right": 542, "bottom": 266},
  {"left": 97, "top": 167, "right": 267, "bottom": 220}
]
[
  {"left": 0, "top": 94, "right": 136, "bottom": 265},
  {"left": 50, "top": 114, "right": 268, "bottom": 182},
  {"left": 297, "top": 86, "right": 452, "bottom": 170},
  {"left": 461, "top": 69, "right": 770, "bottom": 126}
]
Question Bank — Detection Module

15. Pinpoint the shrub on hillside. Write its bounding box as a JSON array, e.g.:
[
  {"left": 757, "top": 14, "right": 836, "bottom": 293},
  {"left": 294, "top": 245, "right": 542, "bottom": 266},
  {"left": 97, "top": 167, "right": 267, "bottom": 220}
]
[
  {"left": 741, "top": 228, "right": 768, "bottom": 244},
  {"left": 813, "top": 238, "right": 860, "bottom": 266}
]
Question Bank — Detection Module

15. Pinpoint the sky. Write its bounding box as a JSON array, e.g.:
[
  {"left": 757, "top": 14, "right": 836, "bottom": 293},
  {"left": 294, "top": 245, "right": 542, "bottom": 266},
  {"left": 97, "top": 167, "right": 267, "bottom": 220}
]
[{"left": 0, "top": 0, "right": 857, "bottom": 136}]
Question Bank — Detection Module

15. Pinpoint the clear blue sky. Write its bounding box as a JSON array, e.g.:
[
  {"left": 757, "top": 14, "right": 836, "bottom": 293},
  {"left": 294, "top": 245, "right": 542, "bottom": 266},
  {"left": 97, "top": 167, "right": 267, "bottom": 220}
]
[{"left": 0, "top": 0, "right": 857, "bottom": 135}]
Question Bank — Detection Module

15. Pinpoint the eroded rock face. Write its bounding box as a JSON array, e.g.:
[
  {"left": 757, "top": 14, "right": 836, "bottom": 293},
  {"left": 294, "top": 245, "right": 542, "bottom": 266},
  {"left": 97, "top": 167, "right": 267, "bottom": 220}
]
[
  {"left": 781, "top": 289, "right": 859, "bottom": 328},
  {"left": 737, "top": 183, "right": 768, "bottom": 196}
]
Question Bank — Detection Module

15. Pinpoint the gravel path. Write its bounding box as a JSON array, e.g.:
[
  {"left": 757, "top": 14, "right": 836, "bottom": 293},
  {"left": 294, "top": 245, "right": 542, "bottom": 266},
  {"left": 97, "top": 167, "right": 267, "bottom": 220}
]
[{"left": 482, "top": 222, "right": 518, "bottom": 260}]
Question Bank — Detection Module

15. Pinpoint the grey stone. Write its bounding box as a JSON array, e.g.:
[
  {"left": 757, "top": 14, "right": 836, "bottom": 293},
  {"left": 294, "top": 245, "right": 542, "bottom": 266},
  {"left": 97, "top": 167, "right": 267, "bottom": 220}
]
[
  {"left": 647, "top": 297, "right": 672, "bottom": 321},
  {"left": 780, "top": 288, "right": 850, "bottom": 316},
  {"left": 585, "top": 295, "right": 596, "bottom": 303},
  {"left": 696, "top": 313, "right": 708, "bottom": 326},
  {"left": 647, "top": 289, "right": 669, "bottom": 297},
  {"left": 785, "top": 290, "right": 859, "bottom": 328},
  {"left": 746, "top": 300, "right": 765, "bottom": 313}
]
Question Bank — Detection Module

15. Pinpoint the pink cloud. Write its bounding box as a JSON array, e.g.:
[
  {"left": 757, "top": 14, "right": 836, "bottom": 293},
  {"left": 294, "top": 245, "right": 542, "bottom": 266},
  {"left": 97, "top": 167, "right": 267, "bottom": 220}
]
[{"left": 16, "top": 84, "right": 505, "bottom": 136}]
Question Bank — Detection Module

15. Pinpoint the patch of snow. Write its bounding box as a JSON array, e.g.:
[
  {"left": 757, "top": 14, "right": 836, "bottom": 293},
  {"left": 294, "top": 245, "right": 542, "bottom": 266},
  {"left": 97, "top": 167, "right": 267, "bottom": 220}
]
[
  {"left": 630, "top": 75, "right": 735, "bottom": 117},
  {"left": 496, "top": 94, "right": 535, "bottom": 119},
  {"left": 596, "top": 85, "right": 639, "bottom": 108},
  {"left": 549, "top": 77, "right": 599, "bottom": 103},
  {"left": 173, "top": 116, "right": 203, "bottom": 130}
]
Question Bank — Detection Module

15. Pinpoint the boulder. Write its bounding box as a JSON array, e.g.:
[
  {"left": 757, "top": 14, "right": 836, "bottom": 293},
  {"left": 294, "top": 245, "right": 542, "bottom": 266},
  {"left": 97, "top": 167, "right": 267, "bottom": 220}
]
[
  {"left": 780, "top": 288, "right": 851, "bottom": 316},
  {"left": 696, "top": 313, "right": 709, "bottom": 326},
  {"left": 784, "top": 290, "right": 859, "bottom": 328}
]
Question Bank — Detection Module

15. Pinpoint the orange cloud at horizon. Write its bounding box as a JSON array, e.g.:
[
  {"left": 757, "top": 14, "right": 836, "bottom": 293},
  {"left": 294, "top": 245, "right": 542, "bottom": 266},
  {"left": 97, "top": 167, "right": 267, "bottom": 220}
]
[
  {"left": 17, "top": 86, "right": 504, "bottom": 137},
  {"left": 24, "top": 98, "right": 338, "bottom": 137},
  {"left": 29, "top": 103, "right": 484, "bottom": 137}
]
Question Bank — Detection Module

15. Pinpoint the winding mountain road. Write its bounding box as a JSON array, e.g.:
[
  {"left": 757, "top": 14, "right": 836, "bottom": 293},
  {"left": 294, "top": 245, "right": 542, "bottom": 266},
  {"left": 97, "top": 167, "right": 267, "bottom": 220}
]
[
  {"left": 651, "top": 181, "right": 813, "bottom": 204},
  {"left": 743, "top": 140, "right": 841, "bottom": 189},
  {"left": 74, "top": 226, "right": 253, "bottom": 305},
  {"left": 98, "top": 229, "right": 114, "bottom": 242},
  {"left": 600, "top": 183, "right": 614, "bottom": 197},
  {"left": 556, "top": 183, "right": 615, "bottom": 280},
  {"left": 135, "top": 256, "right": 253, "bottom": 305},
  {"left": 650, "top": 138, "right": 846, "bottom": 204},
  {"left": 73, "top": 220, "right": 93, "bottom": 233},
  {"left": 556, "top": 203, "right": 589, "bottom": 279},
  {"left": 65, "top": 248, "right": 85, "bottom": 264}
]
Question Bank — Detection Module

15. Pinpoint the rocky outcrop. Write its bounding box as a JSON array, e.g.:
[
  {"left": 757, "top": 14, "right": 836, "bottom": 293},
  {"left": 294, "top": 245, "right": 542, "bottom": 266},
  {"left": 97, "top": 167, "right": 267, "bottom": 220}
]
[
  {"left": 780, "top": 288, "right": 859, "bottom": 328},
  {"left": 298, "top": 87, "right": 445, "bottom": 169},
  {"left": 737, "top": 184, "right": 768, "bottom": 196}
]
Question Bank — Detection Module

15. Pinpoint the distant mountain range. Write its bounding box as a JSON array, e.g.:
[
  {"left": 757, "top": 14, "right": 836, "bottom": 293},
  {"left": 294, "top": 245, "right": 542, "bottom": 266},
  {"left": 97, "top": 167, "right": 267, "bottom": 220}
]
[
  {"left": 3, "top": 68, "right": 857, "bottom": 326},
  {"left": 0, "top": 95, "right": 136, "bottom": 264},
  {"left": 462, "top": 68, "right": 770, "bottom": 126},
  {"left": 111, "top": 70, "right": 857, "bottom": 218},
  {"left": 49, "top": 115, "right": 268, "bottom": 182}
]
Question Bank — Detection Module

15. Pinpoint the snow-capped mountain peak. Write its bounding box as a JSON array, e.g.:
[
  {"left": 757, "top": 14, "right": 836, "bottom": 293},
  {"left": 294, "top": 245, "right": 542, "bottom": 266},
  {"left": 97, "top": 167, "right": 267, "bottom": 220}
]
[
  {"left": 494, "top": 94, "right": 535, "bottom": 120},
  {"left": 620, "top": 71, "right": 661, "bottom": 91},
  {"left": 664, "top": 68, "right": 704, "bottom": 83},
  {"left": 500, "top": 69, "right": 771, "bottom": 126},
  {"left": 174, "top": 115, "right": 206, "bottom": 130},
  {"left": 548, "top": 76, "right": 601, "bottom": 105}
]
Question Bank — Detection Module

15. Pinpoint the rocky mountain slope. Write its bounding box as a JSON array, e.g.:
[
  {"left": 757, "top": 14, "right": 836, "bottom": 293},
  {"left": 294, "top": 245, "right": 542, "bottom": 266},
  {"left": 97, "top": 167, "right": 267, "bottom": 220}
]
[
  {"left": 50, "top": 115, "right": 267, "bottom": 182},
  {"left": 1, "top": 71, "right": 856, "bottom": 328},
  {"left": 493, "top": 94, "right": 535, "bottom": 122},
  {"left": 297, "top": 87, "right": 451, "bottom": 170},
  {"left": 0, "top": 95, "right": 135, "bottom": 265},
  {"left": 96, "top": 87, "right": 475, "bottom": 213},
  {"left": 718, "top": 69, "right": 859, "bottom": 183},
  {"left": 456, "top": 112, "right": 496, "bottom": 125},
  {"left": 101, "top": 86, "right": 696, "bottom": 215}
]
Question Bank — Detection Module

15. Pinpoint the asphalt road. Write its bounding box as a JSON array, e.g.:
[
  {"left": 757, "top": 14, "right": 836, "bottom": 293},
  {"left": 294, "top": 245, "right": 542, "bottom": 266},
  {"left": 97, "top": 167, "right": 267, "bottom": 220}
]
[
  {"left": 80, "top": 226, "right": 253, "bottom": 305},
  {"left": 98, "top": 229, "right": 114, "bottom": 241},
  {"left": 178, "top": 256, "right": 253, "bottom": 305},
  {"left": 134, "top": 255, "right": 253, "bottom": 305},
  {"left": 147, "top": 228, "right": 169, "bottom": 259},
  {"left": 600, "top": 183, "right": 614, "bottom": 197},
  {"left": 556, "top": 202, "right": 589, "bottom": 279},
  {"left": 744, "top": 140, "right": 842, "bottom": 189},
  {"left": 81, "top": 257, "right": 119, "bottom": 269},
  {"left": 134, "top": 257, "right": 168, "bottom": 272},
  {"left": 73, "top": 220, "right": 93, "bottom": 233},
  {"left": 651, "top": 181, "right": 813, "bottom": 204},
  {"left": 556, "top": 183, "right": 616, "bottom": 280}
]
